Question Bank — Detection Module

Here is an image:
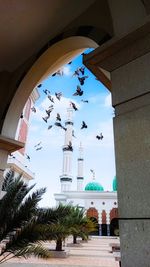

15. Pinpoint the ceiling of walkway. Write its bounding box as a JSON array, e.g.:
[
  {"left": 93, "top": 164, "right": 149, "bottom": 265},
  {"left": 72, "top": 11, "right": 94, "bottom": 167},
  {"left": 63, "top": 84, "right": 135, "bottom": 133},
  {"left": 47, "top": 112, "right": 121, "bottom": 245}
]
[{"left": 0, "top": 0, "right": 96, "bottom": 71}]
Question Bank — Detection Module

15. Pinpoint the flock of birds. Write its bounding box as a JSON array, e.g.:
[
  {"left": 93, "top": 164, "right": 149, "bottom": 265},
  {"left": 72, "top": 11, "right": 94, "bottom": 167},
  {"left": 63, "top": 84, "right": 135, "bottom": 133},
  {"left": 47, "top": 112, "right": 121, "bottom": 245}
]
[{"left": 20, "top": 62, "right": 104, "bottom": 162}]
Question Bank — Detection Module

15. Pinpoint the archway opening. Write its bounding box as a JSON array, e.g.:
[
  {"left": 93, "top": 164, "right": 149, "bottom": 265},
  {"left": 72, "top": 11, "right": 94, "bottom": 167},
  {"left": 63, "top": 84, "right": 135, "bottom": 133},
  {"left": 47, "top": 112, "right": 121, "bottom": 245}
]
[{"left": 110, "top": 218, "right": 119, "bottom": 236}]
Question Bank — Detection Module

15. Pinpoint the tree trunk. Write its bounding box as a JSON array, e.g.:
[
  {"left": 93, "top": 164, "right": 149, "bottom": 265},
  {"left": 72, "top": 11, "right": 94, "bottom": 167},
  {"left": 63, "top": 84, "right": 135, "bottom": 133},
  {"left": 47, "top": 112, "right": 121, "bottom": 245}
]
[
  {"left": 56, "top": 238, "right": 63, "bottom": 251},
  {"left": 73, "top": 235, "right": 77, "bottom": 244}
]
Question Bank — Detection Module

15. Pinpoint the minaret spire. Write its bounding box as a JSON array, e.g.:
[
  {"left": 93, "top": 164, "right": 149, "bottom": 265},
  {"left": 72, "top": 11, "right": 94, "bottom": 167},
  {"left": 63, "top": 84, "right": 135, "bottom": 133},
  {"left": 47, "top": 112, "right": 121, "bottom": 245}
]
[
  {"left": 60, "top": 107, "right": 74, "bottom": 192},
  {"left": 77, "top": 142, "right": 84, "bottom": 191}
]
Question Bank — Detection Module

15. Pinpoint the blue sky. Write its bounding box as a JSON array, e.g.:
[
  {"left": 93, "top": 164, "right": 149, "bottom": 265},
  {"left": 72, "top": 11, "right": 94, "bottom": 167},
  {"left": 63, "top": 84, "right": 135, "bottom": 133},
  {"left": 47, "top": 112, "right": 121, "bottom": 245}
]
[{"left": 25, "top": 51, "right": 116, "bottom": 207}]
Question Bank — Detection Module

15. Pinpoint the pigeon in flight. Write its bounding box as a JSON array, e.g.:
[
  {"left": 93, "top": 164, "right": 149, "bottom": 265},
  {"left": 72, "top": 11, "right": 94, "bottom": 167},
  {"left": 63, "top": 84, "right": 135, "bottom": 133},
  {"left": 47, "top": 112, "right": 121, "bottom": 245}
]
[
  {"left": 42, "top": 115, "right": 50, "bottom": 123},
  {"left": 72, "top": 68, "right": 80, "bottom": 77},
  {"left": 46, "top": 106, "right": 53, "bottom": 116},
  {"left": 81, "top": 99, "right": 89, "bottom": 103},
  {"left": 78, "top": 76, "right": 88, "bottom": 86},
  {"left": 31, "top": 106, "right": 36, "bottom": 113},
  {"left": 48, "top": 95, "right": 54, "bottom": 103},
  {"left": 55, "top": 92, "right": 62, "bottom": 101},
  {"left": 55, "top": 122, "right": 67, "bottom": 131},
  {"left": 81, "top": 121, "right": 88, "bottom": 129},
  {"left": 96, "top": 133, "right": 104, "bottom": 140},
  {"left": 48, "top": 125, "right": 53, "bottom": 130},
  {"left": 79, "top": 66, "right": 85, "bottom": 75},
  {"left": 34, "top": 142, "right": 42, "bottom": 148},
  {"left": 72, "top": 130, "right": 76, "bottom": 138},
  {"left": 43, "top": 89, "right": 50, "bottom": 95},
  {"left": 56, "top": 113, "right": 61, "bottom": 121},
  {"left": 36, "top": 146, "right": 43, "bottom": 151},
  {"left": 70, "top": 102, "right": 78, "bottom": 111},
  {"left": 73, "top": 85, "right": 83, "bottom": 96},
  {"left": 37, "top": 84, "right": 42, "bottom": 88},
  {"left": 26, "top": 154, "right": 30, "bottom": 161},
  {"left": 67, "top": 141, "right": 73, "bottom": 150},
  {"left": 52, "top": 70, "right": 63, "bottom": 77}
]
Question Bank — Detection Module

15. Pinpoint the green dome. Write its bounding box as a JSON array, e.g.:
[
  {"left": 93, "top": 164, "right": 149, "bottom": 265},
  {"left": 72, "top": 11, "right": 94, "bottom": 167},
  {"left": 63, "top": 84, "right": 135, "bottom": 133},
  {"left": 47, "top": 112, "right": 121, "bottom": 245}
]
[
  {"left": 85, "top": 181, "right": 104, "bottom": 191},
  {"left": 113, "top": 176, "right": 117, "bottom": 191}
]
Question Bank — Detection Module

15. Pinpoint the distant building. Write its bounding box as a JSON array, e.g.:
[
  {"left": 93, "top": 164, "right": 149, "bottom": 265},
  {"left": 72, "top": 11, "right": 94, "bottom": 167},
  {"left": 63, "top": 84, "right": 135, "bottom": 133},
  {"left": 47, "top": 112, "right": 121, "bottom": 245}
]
[
  {"left": 5, "top": 88, "right": 39, "bottom": 183},
  {"left": 54, "top": 107, "right": 118, "bottom": 236}
]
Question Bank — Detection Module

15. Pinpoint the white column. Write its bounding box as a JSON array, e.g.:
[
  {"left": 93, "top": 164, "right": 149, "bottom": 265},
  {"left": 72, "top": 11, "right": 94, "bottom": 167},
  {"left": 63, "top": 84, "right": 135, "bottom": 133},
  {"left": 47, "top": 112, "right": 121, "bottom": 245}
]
[
  {"left": 77, "top": 143, "right": 84, "bottom": 191},
  {"left": 60, "top": 107, "right": 74, "bottom": 192},
  {"left": 106, "top": 211, "right": 110, "bottom": 236},
  {"left": 98, "top": 212, "right": 102, "bottom": 236}
]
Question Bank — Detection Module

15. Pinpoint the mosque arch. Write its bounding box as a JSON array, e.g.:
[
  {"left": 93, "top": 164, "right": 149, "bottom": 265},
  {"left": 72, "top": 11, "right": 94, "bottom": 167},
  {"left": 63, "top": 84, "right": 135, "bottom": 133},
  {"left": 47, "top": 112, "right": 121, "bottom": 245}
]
[
  {"left": 87, "top": 207, "right": 98, "bottom": 220},
  {"left": 2, "top": 36, "right": 98, "bottom": 140},
  {"left": 110, "top": 208, "right": 119, "bottom": 236},
  {"left": 86, "top": 208, "right": 99, "bottom": 236}
]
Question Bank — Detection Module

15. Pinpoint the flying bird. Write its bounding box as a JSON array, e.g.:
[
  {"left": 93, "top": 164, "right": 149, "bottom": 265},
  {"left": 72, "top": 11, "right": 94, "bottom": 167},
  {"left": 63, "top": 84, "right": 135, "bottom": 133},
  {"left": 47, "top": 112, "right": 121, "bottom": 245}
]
[
  {"left": 72, "top": 68, "right": 80, "bottom": 77},
  {"left": 48, "top": 125, "right": 53, "bottom": 130},
  {"left": 68, "top": 61, "right": 72, "bottom": 65},
  {"left": 26, "top": 154, "right": 30, "bottom": 161},
  {"left": 81, "top": 99, "right": 89, "bottom": 103},
  {"left": 43, "top": 89, "right": 50, "bottom": 95},
  {"left": 72, "top": 130, "right": 76, "bottom": 138},
  {"left": 55, "top": 122, "right": 67, "bottom": 131},
  {"left": 78, "top": 76, "right": 88, "bottom": 86},
  {"left": 42, "top": 115, "right": 50, "bottom": 123},
  {"left": 79, "top": 66, "right": 85, "bottom": 75},
  {"left": 70, "top": 101, "right": 78, "bottom": 111},
  {"left": 81, "top": 121, "right": 88, "bottom": 129},
  {"left": 67, "top": 141, "right": 73, "bottom": 150},
  {"left": 46, "top": 106, "right": 53, "bottom": 116},
  {"left": 34, "top": 142, "right": 42, "bottom": 148},
  {"left": 36, "top": 146, "right": 43, "bottom": 151},
  {"left": 37, "top": 84, "right": 42, "bottom": 88},
  {"left": 96, "top": 133, "right": 104, "bottom": 140},
  {"left": 73, "top": 85, "right": 83, "bottom": 96},
  {"left": 47, "top": 95, "right": 54, "bottom": 103},
  {"left": 55, "top": 92, "right": 62, "bottom": 101},
  {"left": 56, "top": 113, "right": 61, "bottom": 121},
  {"left": 31, "top": 106, "right": 36, "bottom": 113},
  {"left": 52, "top": 70, "right": 63, "bottom": 77}
]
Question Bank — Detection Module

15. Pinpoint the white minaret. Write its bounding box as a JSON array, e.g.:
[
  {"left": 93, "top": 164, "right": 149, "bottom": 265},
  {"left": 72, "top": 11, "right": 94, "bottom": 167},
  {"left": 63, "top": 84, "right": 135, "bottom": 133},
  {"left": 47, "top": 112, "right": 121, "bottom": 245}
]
[
  {"left": 60, "top": 107, "right": 74, "bottom": 192},
  {"left": 77, "top": 142, "right": 84, "bottom": 191}
]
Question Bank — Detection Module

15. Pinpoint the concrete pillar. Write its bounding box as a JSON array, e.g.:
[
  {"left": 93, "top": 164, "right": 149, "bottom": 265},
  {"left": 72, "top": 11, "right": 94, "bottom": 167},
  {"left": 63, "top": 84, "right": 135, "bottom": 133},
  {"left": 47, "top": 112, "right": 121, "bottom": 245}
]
[
  {"left": 84, "top": 25, "right": 150, "bottom": 266},
  {"left": 110, "top": 32, "right": 150, "bottom": 266}
]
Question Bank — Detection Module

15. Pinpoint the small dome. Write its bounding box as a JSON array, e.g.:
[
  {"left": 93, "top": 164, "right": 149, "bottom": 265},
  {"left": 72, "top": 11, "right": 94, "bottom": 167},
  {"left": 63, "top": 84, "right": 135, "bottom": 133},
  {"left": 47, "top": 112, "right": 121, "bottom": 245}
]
[
  {"left": 113, "top": 176, "right": 117, "bottom": 191},
  {"left": 85, "top": 181, "right": 104, "bottom": 191}
]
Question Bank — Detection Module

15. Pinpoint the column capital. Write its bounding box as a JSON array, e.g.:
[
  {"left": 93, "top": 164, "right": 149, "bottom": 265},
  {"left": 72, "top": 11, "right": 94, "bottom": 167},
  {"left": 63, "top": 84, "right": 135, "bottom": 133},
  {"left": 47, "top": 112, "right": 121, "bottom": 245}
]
[
  {"left": 84, "top": 21, "right": 150, "bottom": 92},
  {"left": 0, "top": 135, "right": 24, "bottom": 153}
]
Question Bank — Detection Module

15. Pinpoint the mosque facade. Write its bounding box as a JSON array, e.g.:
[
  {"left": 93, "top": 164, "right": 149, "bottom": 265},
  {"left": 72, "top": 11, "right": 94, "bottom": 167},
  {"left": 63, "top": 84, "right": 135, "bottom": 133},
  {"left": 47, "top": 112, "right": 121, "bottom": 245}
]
[{"left": 54, "top": 107, "right": 118, "bottom": 236}]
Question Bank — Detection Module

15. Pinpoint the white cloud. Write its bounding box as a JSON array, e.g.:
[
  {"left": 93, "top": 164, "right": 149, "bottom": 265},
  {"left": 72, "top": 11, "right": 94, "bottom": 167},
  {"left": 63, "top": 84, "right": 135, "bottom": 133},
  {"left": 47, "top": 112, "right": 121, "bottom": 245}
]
[
  {"left": 61, "top": 65, "right": 72, "bottom": 76},
  {"left": 104, "top": 93, "right": 112, "bottom": 107}
]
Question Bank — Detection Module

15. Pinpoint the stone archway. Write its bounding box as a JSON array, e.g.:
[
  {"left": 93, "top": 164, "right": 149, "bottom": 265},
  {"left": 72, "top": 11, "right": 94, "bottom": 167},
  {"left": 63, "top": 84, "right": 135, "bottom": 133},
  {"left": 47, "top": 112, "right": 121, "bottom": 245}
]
[
  {"left": 2, "top": 36, "right": 98, "bottom": 140},
  {"left": 87, "top": 208, "right": 99, "bottom": 236},
  {"left": 110, "top": 208, "right": 119, "bottom": 236}
]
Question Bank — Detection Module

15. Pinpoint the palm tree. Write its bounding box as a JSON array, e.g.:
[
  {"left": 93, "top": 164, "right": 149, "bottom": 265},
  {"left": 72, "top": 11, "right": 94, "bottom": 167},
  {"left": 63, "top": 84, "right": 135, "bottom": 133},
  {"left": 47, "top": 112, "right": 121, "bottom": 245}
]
[
  {"left": 0, "top": 171, "right": 52, "bottom": 264},
  {"left": 37, "top": 204, "right": 74, "bottom": 251},
  {"left": 67, "top": 206, "right": 97, "bottom": 244}
]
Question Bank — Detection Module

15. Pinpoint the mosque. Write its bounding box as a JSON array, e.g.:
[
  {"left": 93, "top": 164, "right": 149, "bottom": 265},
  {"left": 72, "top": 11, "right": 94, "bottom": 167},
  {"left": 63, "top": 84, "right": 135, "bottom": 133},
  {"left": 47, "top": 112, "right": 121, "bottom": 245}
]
[{"left": 54, "top": 107, "right": 118, "bottom": 236}]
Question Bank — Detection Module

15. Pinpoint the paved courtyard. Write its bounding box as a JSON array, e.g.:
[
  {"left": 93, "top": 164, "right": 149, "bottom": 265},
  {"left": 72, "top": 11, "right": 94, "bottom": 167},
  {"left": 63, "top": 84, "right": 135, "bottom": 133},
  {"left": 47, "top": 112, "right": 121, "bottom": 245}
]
[{"left": 5, "top": 237, "right": 119, "bottom": 267}]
